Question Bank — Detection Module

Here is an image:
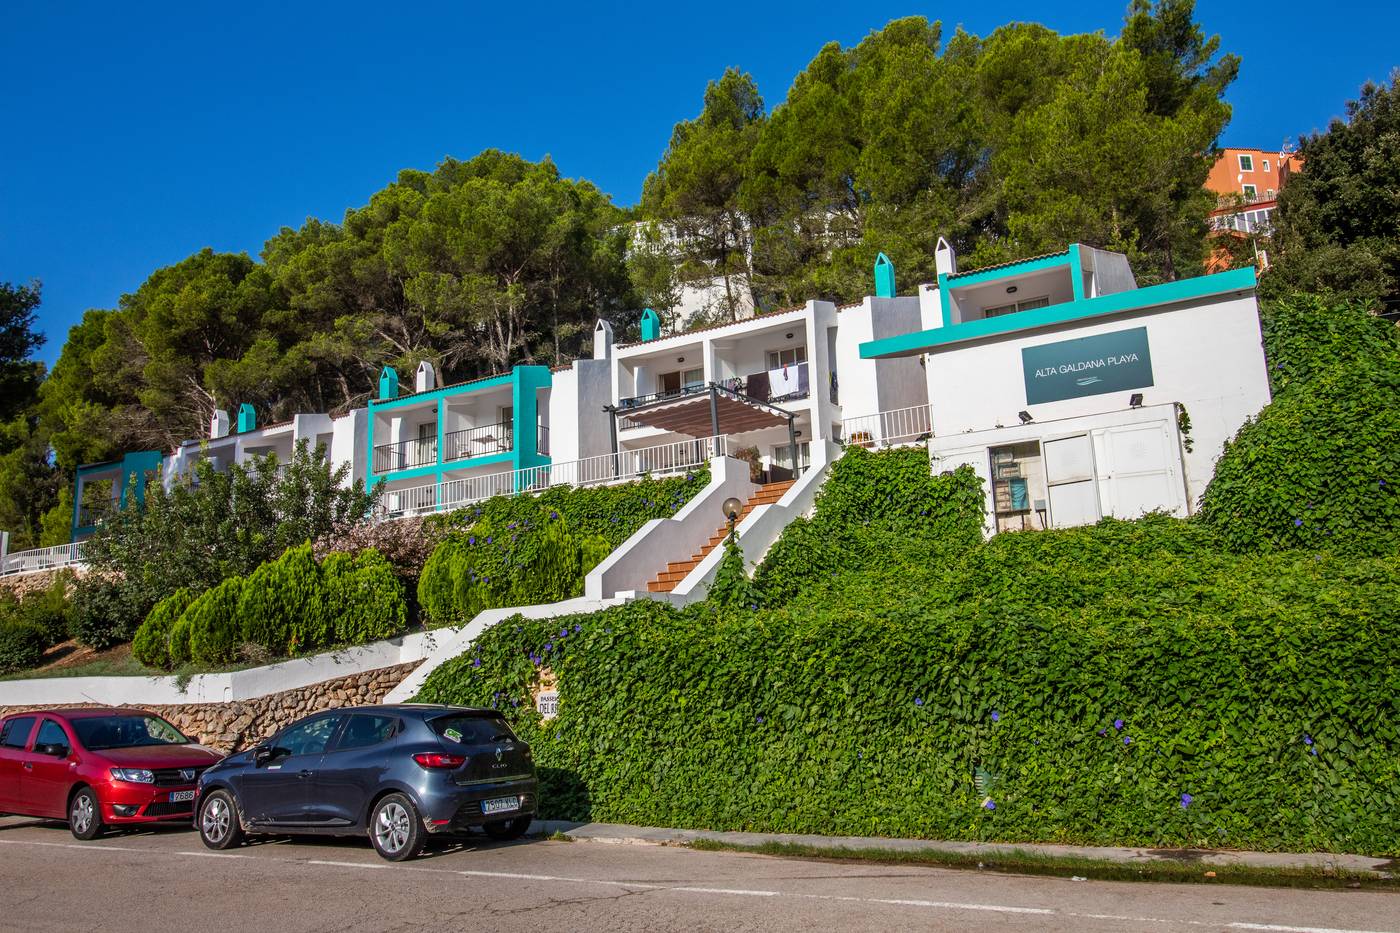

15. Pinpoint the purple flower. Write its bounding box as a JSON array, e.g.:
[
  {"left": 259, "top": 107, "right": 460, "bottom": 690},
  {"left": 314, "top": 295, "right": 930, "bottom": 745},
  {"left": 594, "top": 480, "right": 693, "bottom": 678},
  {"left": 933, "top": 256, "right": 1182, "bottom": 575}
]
[
  {"left": 544, "top": 642, "right": 553, "bottom": 652},
  {"left": 983, "top": 800, "right": 996, "bottom": 811},
  {"left": 560, "top": 628, "right": 568, "bottom": 638},
  {"left": 468, "top": 536, "right": 476, "bottom": 545},
  {"left": 486, "top": 536, "right": 493, "bottom": 543},
  {"left": 1098, "top": 728, "right": 1107, "bottom": 737},
  {"left": 1310, "top": 747, "right": 1317, "bottom": 756},
  {"left": 1113, "top": 719, "right": 1124, "bottom": 730},
  {"left": 573, "top": 624, "right": 581, "bottom": 633},
  {"left": 1123, "top": 736, "right": 1132, "bottom": 745},
  {"left": 1180, "top": 793, "right": 1193, "bottom": 808},
  {"left": 508, "top": 522, "right": 517, "bottom": 529},
  {"left": 914, "top": 698, "right": 923, "bottom": 707},
  {"left": 1293, "top": 518, "right": 1304, "bottom": 528},
  {"left": 550, "top": 511, "right": 559, "bottom": 519},
  {"left": 990, "top": 711, "right": 1000, "bottom": 722},
  {"left": 1303, "top": 735, "right": 1313, "bottom": 746},
  {"left": 756, "top": 715, "right": 764, "bottom": 724},
  {"left": 472, "top": 657, "right": 481, "bottom": 668}
]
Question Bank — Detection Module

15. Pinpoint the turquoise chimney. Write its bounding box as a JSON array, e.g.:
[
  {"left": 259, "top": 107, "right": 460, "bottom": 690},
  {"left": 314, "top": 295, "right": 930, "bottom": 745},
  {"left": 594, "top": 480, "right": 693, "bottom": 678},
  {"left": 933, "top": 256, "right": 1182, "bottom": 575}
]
[
  {"left": 874, "top": 252, "right": 896, "bottom": 298},
  {"left": 236, "top": 403, "right": 256, "bottom": 433},
  {"left": 640, "top": 307, "right": 661, "bottom": 342},
  {"left": 378, "top": 366, "right": 399, "bottom": 400}
]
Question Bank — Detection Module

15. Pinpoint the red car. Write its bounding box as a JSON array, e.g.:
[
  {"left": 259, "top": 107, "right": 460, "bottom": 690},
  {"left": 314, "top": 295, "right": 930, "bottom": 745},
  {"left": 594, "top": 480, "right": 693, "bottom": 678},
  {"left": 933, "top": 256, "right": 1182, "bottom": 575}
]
[{"left": 0, "top": 708, "right": 223, "bottom": 839}]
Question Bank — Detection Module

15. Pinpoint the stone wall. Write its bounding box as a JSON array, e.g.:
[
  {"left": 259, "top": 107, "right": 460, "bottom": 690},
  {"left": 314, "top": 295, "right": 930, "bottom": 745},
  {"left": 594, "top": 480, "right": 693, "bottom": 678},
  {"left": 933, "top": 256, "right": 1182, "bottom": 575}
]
[
  {"left": 0, "top": 661, "right": 419, "bottom": 753},
  {"left": 0, "top": 567, "right": 83, "bottom": 599}
]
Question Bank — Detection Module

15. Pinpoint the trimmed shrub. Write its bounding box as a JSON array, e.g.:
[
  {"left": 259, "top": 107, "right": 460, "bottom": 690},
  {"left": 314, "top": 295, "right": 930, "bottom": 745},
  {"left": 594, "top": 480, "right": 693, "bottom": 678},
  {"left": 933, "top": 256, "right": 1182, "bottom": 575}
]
[
  {"left": 0, "top": 619, "right": 48, "bottom": 674},
  {"left": 186, "top": 578, "right": 246, "bottom": 666},
  {"left": 167, "top": 611, "right": 194, "bottom": 667},
  {"left": 417, "top": 471, "right": 706, "bottom": 626},
  {"left": 12, "top": 572, "right": 76, "bottom": 646},
  {"left": 324, "top": 549, "right": 406, "bottom": 645},
  {"left": 131, "top": 588, "right": 196, "bottom": 670},
  {"left": 238, "top": 542, "right": 326, "bottom": 655}
]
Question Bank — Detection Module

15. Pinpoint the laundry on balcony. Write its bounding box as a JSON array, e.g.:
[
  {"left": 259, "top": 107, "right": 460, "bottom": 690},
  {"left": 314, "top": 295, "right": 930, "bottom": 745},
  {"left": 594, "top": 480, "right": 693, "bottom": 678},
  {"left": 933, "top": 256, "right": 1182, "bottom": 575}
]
[{"left": 766, "top": 362, "right": 809, "bottom": 402}]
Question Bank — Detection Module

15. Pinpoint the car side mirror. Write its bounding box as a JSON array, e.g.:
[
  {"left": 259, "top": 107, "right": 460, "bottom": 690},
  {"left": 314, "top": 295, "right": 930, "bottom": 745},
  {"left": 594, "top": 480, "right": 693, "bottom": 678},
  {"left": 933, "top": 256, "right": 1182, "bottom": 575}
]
[
  {"left": 253, "top": 745, "right": 274, "bottom": 767},
  {"left": 36, "top": 742, "right": 69, "bottom": 757}
]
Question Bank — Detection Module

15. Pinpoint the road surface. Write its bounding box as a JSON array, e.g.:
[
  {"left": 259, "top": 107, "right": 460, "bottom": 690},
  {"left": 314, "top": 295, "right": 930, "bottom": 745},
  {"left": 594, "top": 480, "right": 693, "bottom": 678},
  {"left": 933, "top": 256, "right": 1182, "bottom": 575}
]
[{"left": 1, "top": 815, "right": 1396, "bottom": 932}]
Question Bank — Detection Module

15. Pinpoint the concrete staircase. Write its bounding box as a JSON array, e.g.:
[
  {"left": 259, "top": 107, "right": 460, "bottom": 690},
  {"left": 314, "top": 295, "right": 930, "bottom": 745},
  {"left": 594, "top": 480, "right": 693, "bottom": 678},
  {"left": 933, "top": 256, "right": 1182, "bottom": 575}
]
[{"left": 646, "top": 480, "right": 795, "bottom": 593}]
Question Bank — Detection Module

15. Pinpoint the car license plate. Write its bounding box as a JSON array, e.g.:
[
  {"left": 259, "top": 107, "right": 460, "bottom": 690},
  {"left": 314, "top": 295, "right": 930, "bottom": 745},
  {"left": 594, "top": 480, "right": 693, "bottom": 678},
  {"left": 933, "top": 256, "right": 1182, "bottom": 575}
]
[
  {"left": 481, "top": 796, "right": 518, "bottom": 815},
  {"left": 169, "top": 790, "right": 195, "bottom": 803}
]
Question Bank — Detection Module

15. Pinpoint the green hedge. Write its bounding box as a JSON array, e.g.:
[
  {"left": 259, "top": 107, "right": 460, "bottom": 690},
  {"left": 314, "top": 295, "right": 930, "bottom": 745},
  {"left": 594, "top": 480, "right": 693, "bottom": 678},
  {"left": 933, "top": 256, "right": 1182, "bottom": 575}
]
[
  {"left": 1199, "top": 297, "right": 1400, "bottom": 556},
  {"left": 134, "top": 544, "right": 407, "bottom": 670},
  {"left": 417, "top": 470, "right": 709, "bottom": 625},
  {"left": 416, "top": 440, "right": 1400, "bottom": 853}
]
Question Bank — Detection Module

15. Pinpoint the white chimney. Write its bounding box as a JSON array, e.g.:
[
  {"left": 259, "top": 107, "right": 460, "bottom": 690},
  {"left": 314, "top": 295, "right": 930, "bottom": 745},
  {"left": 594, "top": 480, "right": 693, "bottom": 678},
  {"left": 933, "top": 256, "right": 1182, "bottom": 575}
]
[
  {"left": 415, "top": 361, "right": 437, "bottom": 393},
  {"left": 210, "top": 409, "right": 230, "bottom": 439},
  {"left": 593, "top": 319, "right": 614, "bottom": 362},
  {"left": 935, "top": 236, "right": 958, "bottom": 278}
]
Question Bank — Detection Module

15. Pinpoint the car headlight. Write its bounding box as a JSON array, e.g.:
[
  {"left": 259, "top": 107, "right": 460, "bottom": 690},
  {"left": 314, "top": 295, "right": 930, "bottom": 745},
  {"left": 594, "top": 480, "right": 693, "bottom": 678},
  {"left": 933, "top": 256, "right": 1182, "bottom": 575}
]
[{"left": 109, "top": 768, "right": 155, "bottom": 784}]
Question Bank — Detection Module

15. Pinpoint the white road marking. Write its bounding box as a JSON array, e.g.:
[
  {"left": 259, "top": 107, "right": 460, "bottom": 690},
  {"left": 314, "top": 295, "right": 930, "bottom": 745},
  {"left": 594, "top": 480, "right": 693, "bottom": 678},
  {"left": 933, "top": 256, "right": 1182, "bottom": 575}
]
[
  {"left": 0, "top": 834, "right": 1392, "bottom": 933},
  {"left": 1229, "top": 925, "right": 1396, "bottom": 933}
]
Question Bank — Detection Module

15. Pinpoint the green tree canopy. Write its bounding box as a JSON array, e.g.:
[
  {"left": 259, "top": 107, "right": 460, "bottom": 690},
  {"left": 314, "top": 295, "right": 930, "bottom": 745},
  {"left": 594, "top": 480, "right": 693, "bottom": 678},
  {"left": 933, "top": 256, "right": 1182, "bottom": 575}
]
[{"left": 1264, "top": 72, "right": 1400, "bottom": 309}]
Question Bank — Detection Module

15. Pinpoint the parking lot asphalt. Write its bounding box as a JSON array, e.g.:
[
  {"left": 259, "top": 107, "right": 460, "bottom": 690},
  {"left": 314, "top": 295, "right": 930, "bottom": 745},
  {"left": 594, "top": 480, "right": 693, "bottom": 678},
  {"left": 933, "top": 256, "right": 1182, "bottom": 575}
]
[{"left": 1, "top": 815, "right": 1397, "bottom": 933}]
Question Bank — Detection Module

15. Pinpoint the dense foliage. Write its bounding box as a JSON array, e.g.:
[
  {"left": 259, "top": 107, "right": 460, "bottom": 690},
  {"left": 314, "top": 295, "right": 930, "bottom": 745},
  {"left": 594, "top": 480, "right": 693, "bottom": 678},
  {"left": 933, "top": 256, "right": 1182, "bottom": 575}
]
[
  {"left": 0, "top": 573, "right": 72, "bottom": 673},
  {"left": 418, "top": 447, "right": 1400, "bottom": 853},
  {"left": 1198, "top": 295, "right": 1400, "bottom": 554},
  {"left": 137, "top": 543, "right": 405, "bottom": 670},
  {"left": 1264, "top": 72, "right": 1400, "bottom": 308},
  {"left": 418, "top": 471, "right": 709, "bottom": 625},
  {"left": 644, "top": 2, "right": 1236, "bottom": 319},
  {"left": 70, "top": 441, "right": 377, "bottom": 649}
]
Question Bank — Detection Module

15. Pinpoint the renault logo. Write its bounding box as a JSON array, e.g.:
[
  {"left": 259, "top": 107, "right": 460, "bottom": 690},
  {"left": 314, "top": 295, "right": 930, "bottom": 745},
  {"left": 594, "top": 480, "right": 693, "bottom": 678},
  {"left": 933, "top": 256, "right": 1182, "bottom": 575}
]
[{"left": 495, "top": 747, "right": 503, "bottom": 763}]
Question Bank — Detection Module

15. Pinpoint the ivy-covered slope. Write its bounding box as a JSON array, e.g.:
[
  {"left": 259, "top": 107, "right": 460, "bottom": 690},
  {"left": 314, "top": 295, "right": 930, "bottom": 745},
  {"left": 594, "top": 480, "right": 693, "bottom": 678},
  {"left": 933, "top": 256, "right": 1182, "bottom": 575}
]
[
  {"left": 417, "top": 470, "right": 710, "bottom": 625},
  {"left": 417, "top": 444, "right": 1400, "bottom": 853}
]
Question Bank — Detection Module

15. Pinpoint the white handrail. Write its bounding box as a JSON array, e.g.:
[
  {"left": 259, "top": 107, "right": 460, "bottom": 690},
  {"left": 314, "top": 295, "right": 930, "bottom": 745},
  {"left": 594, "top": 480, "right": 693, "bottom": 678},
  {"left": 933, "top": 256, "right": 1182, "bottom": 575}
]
[
  {"left": 840, "top": 404, "right": 933, "bottom": 449},
  {"left": 0, "top": 542, "right": 87, "bottom": 576},
  {"left": 375, "top": 435, "right": 730, "bottom": 520}
]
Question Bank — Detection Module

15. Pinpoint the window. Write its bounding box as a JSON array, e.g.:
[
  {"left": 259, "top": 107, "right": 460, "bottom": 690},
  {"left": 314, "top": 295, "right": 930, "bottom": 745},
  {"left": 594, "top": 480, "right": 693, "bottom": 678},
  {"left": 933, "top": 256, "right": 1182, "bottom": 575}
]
[
  {"left": 430, "top": 714, "right": 517, "bottom": 745},
  {"left": 771, "top": 442, "right": 811, "bottom": 473},
  {"left": 72, "top": 714, "right": 187, "bottom": 750},
  {"left": 766, "top": 346, "right": 807, "bottom": 369},
  {"left": 35, "top": 720, "right": 69, "bottom": 751},
  {"left": 1262, "top": 159, "right": 1270, "bottom": 172},
  {"left": 682, "top": 368, "right": 704, "bottom": 388},
  {"left": 1242, "top": 184, "right": 1257, "bottom": 200},
  {"left": 275, "top": 716, "right": 342, "bottom": 757},
  {"left": 984, "top": 296, "right": 1050, "bottom": 318},
  {"left": 1238, "top": 153, "right": 1254, "bottom": 172},
  {"left": 335, "top": 715, "right": 399, "bottom": 751},
  {"left": 0, "top": 717, "right": 36, "bottom": 749},
  {"left": 1266, "top": 188, "right": 1275, "bottom": 200}
]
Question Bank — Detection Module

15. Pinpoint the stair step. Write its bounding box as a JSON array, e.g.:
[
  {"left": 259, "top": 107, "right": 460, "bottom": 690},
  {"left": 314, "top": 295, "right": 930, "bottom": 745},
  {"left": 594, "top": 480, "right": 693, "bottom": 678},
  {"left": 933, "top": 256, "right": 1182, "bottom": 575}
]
[{"left": 645, "top": 480, "right": 800, "bottom": 591}]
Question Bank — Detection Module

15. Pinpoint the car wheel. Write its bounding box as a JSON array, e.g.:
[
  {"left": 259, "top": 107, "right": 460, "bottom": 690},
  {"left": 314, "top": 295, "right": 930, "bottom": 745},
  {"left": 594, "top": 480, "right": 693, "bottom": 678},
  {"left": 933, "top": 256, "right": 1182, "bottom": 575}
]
[
  {"left": 483, "top": 815, "right": 532, "bottom": 841},
  {"left": 369, "top": 793, "right": 424, "bottom": 861},
  {"left": 198, "top": 790, "right": 244, "bottom": 850},
  {"left": 69, "top": 787, "right": 104, "bottom": 840}
]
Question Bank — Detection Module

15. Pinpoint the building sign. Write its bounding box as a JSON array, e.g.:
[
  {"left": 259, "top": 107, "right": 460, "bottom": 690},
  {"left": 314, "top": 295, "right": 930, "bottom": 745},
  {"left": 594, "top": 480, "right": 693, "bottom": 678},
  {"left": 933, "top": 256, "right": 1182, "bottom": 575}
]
[
  {"left": 536, "top": 690, "right": 558, "bottom": 720},
  {"left": 1022, "top": 327, "right": 1154, "bottom": 404}
]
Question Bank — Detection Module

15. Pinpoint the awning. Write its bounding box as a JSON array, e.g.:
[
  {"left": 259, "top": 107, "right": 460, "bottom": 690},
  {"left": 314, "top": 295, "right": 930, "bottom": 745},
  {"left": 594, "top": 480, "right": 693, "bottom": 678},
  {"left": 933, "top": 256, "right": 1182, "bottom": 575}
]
[{"left": 618, "top": 389, "right": 791, "bottom": 437}]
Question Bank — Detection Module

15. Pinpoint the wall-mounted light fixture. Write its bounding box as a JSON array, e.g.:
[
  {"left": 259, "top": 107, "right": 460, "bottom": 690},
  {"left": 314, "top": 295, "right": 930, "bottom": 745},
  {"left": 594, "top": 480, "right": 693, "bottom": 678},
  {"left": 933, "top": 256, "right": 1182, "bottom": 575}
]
[
  {"left": 785, "top": 332, "right": 794, "bottom": 339},
  {"left": 677, "top": 356, "right": 685, "bottom": 363},
  {"left": 1006, "top": 285, "right": 1019, "bottom": 294},
  {"left": 1018, "top": 410, "right": 1033, "bottom": 424},
  {"left": 1129, "top": 393, "right": 1144, "bottom": 408}
]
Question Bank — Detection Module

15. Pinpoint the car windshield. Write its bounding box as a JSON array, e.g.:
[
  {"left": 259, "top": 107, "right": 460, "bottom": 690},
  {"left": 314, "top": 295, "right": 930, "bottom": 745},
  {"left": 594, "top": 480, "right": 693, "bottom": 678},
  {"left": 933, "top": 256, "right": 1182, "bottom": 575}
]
[
  {"left": 72, "top": 715, "right": 188, "bottom": 751},
  {"left": 430, "top": 714, "right": 516, "bottom": 745}
]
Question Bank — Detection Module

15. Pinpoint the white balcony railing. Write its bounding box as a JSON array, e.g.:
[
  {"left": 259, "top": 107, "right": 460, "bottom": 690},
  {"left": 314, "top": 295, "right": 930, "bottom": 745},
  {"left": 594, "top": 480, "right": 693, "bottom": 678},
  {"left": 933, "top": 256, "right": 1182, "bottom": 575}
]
[
  {"left": 1, "top": 542, "right": 88, "bottom": 576},
  {"left": 839, "top": 404, "right": 933, "bottom": 449},
  {"left": 375, "top": 435, "right": 731, "bottom": 520}
]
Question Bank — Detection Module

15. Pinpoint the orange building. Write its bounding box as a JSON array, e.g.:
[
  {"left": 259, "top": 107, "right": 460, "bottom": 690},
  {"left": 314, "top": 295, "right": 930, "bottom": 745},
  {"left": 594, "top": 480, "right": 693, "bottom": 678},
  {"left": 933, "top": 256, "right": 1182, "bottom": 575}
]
[{"left": 1204, "top": 147, "right": 1302, "bottom": 272}]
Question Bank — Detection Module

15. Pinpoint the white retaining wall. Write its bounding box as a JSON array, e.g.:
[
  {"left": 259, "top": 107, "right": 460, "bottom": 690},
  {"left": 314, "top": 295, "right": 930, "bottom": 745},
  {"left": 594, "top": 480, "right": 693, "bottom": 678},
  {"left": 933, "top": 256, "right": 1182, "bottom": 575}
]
[
  {"left": 583, "top": 456, "right": 756, "bottom": 600},
  {"left": 666, "top": 441, "right": 841, "bottom": 605}
]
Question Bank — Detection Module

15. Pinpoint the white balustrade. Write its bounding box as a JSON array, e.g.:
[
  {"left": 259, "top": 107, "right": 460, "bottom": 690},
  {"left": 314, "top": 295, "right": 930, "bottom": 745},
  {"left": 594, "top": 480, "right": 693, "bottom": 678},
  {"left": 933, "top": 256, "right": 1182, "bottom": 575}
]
[
  {"left": 0, "top": 542, "right": 87, "bottom": 576},
  {"left": 839, "top": 404, "right": 933, "bottom": 449}
]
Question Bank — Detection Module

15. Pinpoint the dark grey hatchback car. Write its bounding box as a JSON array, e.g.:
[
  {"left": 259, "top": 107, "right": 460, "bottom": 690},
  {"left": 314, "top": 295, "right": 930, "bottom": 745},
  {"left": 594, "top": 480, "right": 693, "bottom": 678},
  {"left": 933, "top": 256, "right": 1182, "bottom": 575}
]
[{"left": 194, "top": 704, "right": 537, "bottom": 860}]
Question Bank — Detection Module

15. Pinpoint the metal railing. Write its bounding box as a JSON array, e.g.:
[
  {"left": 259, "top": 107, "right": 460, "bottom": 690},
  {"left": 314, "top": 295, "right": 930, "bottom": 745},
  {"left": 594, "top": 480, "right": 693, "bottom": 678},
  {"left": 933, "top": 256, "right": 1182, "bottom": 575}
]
[
  {"left": 372, "top": 435, "right": 438, "bottom": 473},
  {"left": 839, "top": 404, "right": 933, "bottom": 449},
  {"left": 443, "top": 422, "right": 514, "bottom": 462},
  {"left": 1, "top": 542, "right": 87, "bottom": 576},
  {"left": 375, "top": 435, "right": 730, "bottom": 520}
]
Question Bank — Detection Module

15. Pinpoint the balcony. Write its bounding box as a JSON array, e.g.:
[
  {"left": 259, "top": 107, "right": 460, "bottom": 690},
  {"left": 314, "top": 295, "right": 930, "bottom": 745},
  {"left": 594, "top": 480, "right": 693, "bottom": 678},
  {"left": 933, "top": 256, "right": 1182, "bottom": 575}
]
[
  {"left": 443, "top": 422, "right": 514, "bottom": 462},
  {"left": 373, "top": 436, "right": 439, "bottom": 474},
  {"left": 618, "top": 363, "right": 810, "bottom": 429}
]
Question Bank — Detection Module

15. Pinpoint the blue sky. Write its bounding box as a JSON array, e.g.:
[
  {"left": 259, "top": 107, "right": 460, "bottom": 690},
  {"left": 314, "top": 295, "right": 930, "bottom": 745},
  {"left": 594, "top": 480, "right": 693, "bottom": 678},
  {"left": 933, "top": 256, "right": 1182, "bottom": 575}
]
[{"left": 2, "top": 0, "right": 1395, "bottom": 366}]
